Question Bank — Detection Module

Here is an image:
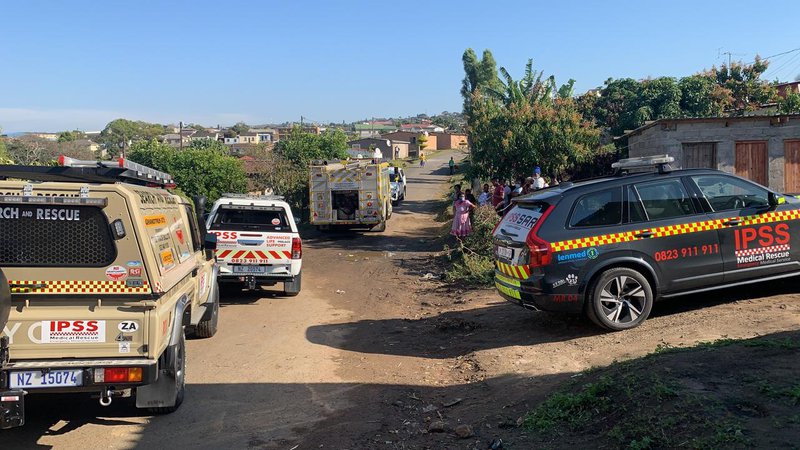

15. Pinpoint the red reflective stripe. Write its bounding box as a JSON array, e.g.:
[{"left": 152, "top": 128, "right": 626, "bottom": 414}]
[
  {"left": 255, "top": 251, "right": 269, "bottom": 259},
  {"left": 232, "top": 250, "right": 246, "bottom": 259},
  {"left": 269, "top": 251, "right": 282, "bottom": 259},
  {"left": 217, "top": 250, "right": 232, "bottom": 258},
  {"left": 283, "top": 251, "right": 292, "bottom": 259}
]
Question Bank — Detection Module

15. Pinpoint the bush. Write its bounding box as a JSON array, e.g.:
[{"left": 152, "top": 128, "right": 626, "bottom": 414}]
[{"left": 445, "top": 205, "right": 498, "bottom": 286}]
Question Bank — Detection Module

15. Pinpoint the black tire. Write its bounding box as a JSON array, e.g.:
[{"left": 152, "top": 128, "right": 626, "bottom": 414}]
[
  {"left": 586, "top": 267, "right": 653, "bottom": 331},
  {"left": 148, "top": 329, "right": 186, "bottom": 414},
  {"left": 283, "top": 272, "right": 301, "bottom": 297},
  {"left": 194, "top": 284, "right": 219, "bottom": 338},
  {"left": 372, "top": 219, "right": 387, "bottom": 232}
]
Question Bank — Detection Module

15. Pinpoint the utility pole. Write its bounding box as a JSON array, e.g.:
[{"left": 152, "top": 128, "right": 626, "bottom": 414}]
[
  {"left": 179, "top": 121, "right": 183, "bottom": 151},
  {"left": 722, "top": 51, "right": 732, "bottom": 67},
  {"left": 300, "top": 116, "right": 304, "bottom": 127}
]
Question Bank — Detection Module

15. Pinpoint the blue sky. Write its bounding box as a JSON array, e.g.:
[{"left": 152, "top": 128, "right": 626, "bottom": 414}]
[{"left": 1, "top": 0, "right": 799, "bottom": 132}]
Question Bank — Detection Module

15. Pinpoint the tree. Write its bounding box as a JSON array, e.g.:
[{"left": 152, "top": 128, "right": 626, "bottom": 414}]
[
  {"left": 128, "top": 139, "right": 247, "bottom": 203},
  {"left": 5, "top": 136, "right": 94, "bottom": 165},
  {"left": 462, "top": 56, "right": 601, "bottom": 181},
  {"left": 778, "top": 91, "right": 800, "bottom": 114},
  {"left": 99, "top": 119, "right": 164, "bottom": 156},
  {"left": 275, "top": 126, "right": 348, "bottom": 165},
  {"left": 230, "top": 122, "right": 250, "bottom": 135},
  {"left": 188, "top": 123, "right": 207, "bottom": 131},
  {"left": 678, "top": 74, "right": 727, "bottom": 117},
  {"left": 416, "top": 133, "right": 428, "bottom": 153},
  {"left": 706, "top": 57, "right": 777, "bottom": 112}
]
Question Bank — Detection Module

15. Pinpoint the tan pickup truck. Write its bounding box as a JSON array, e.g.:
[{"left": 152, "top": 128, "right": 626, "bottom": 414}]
[{"left": 0, "top": 157, "right": 219, "bottom": 428}]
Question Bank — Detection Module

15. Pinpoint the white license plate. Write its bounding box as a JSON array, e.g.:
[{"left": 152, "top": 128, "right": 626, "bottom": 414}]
[
  {"left": 496, "top": 246, "right": 514, "bottom": 260},
  {"left": 10, "top": 369, "right": 83, "bottom": 389},
  {"left": 233, "top": 265, "right": 267, "bottom": 274}
]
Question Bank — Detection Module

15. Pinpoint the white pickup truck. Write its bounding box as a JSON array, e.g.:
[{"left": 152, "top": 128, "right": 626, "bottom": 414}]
[
  {"left": 205, "top": 194, "right": 302, "bottom": 295},
  {"left": 389, "top": 167, "right": 407, "bottom": 206}
]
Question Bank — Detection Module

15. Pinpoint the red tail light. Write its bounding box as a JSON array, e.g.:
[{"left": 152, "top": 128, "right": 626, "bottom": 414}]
[
  {"left": 292, "top": 237, "right": 302, "bottom": 259},
  {"left": 97, "top": 367, "right": 143, "bottom": 383},
  {"left": 525, "top": 205, "right": 553, "bottom": 268}
]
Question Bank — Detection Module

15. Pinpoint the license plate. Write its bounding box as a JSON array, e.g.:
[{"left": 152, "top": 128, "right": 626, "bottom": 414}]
[
  {"left": 496, "top": 246, "right": 514, "bottom": 260},
  {"left": 233, "top": 265, "right": 267, "bottom": 274},
  {"left": 10, "top": 370, "right": 83, "bottom": 389}
]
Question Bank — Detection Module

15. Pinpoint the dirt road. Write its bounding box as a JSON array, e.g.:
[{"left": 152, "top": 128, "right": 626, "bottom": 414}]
[{"left": 6, "top": 150, "right": 800, "bottom": 449}]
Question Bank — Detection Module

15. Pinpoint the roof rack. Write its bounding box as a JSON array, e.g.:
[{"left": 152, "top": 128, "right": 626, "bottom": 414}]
[
  {"left": 220, "top": 193, "right": 285, "bottom": 201},
  {"left": 612, "top": 155, "right": 674, "bottom": 175},
  {"left": 0, "top": 156, "right": 176, "bottom": 188}
]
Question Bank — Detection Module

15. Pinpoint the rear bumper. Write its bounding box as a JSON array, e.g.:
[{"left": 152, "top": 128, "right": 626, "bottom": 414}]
[
  {"left": 217, "top": 262, "right": 301, "bottom": 279},
  {"left": 494, "top": 269, "right": 583, "bottom": 313},
  {"left": 1, "top": 358, "right": 158, "bottom": 393}
]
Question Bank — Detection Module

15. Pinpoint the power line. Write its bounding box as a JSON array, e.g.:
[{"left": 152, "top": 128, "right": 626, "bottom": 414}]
[{"left": 743, "top": 46, "right": 800, "bottom": 65}]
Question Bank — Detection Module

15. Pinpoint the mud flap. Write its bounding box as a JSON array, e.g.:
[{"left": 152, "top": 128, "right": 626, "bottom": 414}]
[
  {"left": 198, "top": 266, "right": 220, "bottom": 323},
  {"left": 136, "top": 295, "right": 188, "bottom": 409}
]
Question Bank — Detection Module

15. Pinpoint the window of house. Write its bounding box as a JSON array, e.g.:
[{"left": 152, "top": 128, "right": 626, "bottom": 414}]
[
  {"left": 633, "top": 179, "right": 695, "bottom": 221},
  {"left": 690, "top": 174, "right": 769, "bottom": 211},
  {"left": 569, "top": 188, "right": 622, "bottom": 227}
]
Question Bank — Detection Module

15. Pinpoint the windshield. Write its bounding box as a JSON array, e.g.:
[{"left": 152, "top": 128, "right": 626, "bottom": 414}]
[
  {"left": 209, "top": 206, "right": 291, "bottom": 232},
  {"left": 0, "top": 204, "right": 117, "bottom": 267},
  {"left": 389, "top": 173, "right": 400, "bottom": 182}
]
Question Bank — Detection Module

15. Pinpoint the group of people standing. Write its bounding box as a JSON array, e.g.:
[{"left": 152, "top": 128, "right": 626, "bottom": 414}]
[{"left": 450, "top": 166, "right": 556, "bottom": 238}]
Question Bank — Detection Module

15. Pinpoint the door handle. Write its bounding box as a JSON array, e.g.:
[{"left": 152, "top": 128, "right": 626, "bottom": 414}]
[
  {"left": 724, "top": 219, "right": 742, "bottom": 227},
  {"left": 635, "top": 231, "right": 654, "bottom": 238}
]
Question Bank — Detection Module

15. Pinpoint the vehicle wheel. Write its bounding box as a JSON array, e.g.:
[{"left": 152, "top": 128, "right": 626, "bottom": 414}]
[
  {"left": 283, "top": 272, "right": 301, "bottom": 297},
  {"left": 586, "top": 268, "right": 653, "bottom": 331},
  {"left": 392, "top": 200, "right": 398, "bottom": 207},
  {"left": 194, "top": 283, "right": 219, "bottom": 338},
  {"left": 148, "top": 329, "right": 186, "bottom": 414}
]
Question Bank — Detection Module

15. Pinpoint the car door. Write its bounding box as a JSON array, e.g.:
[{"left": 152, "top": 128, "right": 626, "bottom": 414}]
[
  {"left": 628, "top": 177, "right": 724, "bottom": 292},
  {"left": 687, "top": 174, "right": 800, "bottom": 282}
]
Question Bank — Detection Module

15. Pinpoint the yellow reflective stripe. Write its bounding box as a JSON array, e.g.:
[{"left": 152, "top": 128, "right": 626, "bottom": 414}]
[
  {"left": 495, "top": 272, "right": 521, "bottom": 287},
  {"left": 495, "top": 282, "right": 521, "bottom": 300},
  {"left": 551, "top": 209, "right": 800, "bottom": 252},
  {"left": 8, "top": 280, "right": 151, "bottom": 294}
]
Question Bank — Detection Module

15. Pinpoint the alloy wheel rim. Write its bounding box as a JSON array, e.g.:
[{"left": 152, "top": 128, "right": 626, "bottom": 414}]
[{"left": 599, "top": 275, "right": 646, "bottom": 324}]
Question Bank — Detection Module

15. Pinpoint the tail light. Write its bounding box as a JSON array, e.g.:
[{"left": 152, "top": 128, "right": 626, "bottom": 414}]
[
  {"left": 292, "top": 237, "right": 302, "bottom": 259},
  {"left": 525, "top": 206, "right": 553, "bottom": 268},
  {"left": 95, "top": 367, "right": 143, "bottom": 383}
]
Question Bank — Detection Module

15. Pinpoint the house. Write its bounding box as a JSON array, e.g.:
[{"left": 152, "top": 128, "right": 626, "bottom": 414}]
[
  {"left": 777, "top": 81, "right": 800, "bottom": 99},
  {"left": 190, "top": 130, "right": 221, "bottom": 142},
  {"left": 623, "top": 115, "right": 800, "bottom": 193},
  {"left": 250, "top": 128, "right": 277, "bottom": 143},
  {"left": 162, "top": 129, "right": 196, "bottom": 147},
  {"left": 399, "top": 123, "right": 444, "bottom": 133},
  {"left": 354, "top": 122, "right": 397, "bottom": 138},
  {"left": 430, "top": 132, "right": 468, "bottom": 150},
  {"left": 381, "top": 131, "right": 437, "bottom": 157},
  {"left": 347, "top": 138, "right": 410, "bottom": 159},
  {"left": 237, "top": 132, "right": 259, "bottom": 145}
]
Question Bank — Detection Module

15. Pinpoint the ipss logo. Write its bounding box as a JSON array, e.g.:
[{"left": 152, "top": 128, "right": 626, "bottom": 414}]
[{"left": 587, "top": 247, "right": 599, "bottom": 259}]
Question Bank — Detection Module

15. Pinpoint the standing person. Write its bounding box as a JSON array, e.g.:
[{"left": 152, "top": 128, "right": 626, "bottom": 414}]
[
  {"left": 373, "top": 146, "right": 383, "bottom": 162},
  {"left": 491, "top": 178, "right": 504, "bottom": 207},
  {"left": 394, "top": 146, "right": 400, "bottom": 160},
  {"left": 523, "top": 177, "right": 534, "bottom": 194},
  {"left": 452, "top": 184, "right": 463, "bottom": 202},
  {"left": 419, "top": 152, "right": 426, "bottom": 167},
  {"left": 478, "top": 183, "right": 491, "bottom": 206},
  {"left": 550, "top": 173, "right": 560, "bottom": 186},
  {"left": 465, "top": 188, "right": 477, "bottom": 205},
  {"left": 510, "top": 177, "right": 525, "bottom": 198},
  {"left": 448, "top": 157, "right": 455, "bottom": 175},
  {"left": 451, "top": 192, "right": 476, "bottom": 237},
  {"left": 532, "top": 167, "right": 547, "bottom": 190}
]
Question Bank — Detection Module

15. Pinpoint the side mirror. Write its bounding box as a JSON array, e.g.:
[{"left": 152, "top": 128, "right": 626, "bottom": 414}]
[
  {"left": 768, "top": 192, "right": 785, "bottom": 207},
  {"left": 204, "top": 233, "right": 218, "bottom": 260}
]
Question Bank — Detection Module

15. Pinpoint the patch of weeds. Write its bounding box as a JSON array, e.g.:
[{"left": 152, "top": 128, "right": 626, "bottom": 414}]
[
  {"left": 649, "top": 376, "right": 678, "bottom": 401},
  {"left": 783, "top": 384, "right": 800, "bottom": 404},
  {"left": 653, "top": 342, "right": 678, "bottom": 354},
  {"left": 757, "top": 379, "right": 781, "bottom": 398},
  {"left": 524, "top": 376, "right": 614, "bottom": 432},
  {"left": 788, "top": 414, "right": 800, "bottom": 424},
  {"left": 692, "top": 420, "right": 749, "bottom": 449},
  {"left": 627, "top": 436, "right": 654, "bottom": 450},
  {"left": 742, "top": 337, "right": 800, "bottom": 349}
]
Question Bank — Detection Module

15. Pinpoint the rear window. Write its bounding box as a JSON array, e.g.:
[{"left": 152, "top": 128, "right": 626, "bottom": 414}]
[
  {"left": 494, "top": 202, "right": 548, "bottom": 241},
  {"left": 209, "top": 206, "right": 291, "bottom": 232},
  {"left": 0, "top": 204, "right": 116, "bottom": 267}
]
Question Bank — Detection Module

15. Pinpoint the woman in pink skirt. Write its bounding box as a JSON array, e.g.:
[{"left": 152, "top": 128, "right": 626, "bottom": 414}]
[{"left": 451, "top": 192, "right": 476, "bottom": 237}]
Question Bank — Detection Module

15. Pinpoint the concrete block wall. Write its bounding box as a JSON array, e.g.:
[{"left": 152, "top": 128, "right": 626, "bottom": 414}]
[{"left": 629, "top": 118, "right": 800, "bottom": 191}]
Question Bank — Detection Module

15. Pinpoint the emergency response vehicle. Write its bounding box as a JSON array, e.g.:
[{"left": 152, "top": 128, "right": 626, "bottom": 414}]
[
  {"left": 0, "top": 156, "right": 220, "bottom": 428},
  {"left": 205, "top": 194, "right": 302, "bottom": 295},
  {"left": 493, "top": 155, "right": 800, "bottom": 331},
  {"left": 389, "top": 166, "right": 407, "bottom": 206},
  {"left": 309, "top": 159, "right": 393, "bottom": 231}
]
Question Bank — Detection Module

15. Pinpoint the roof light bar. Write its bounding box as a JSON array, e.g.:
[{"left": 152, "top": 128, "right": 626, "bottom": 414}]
[
  {"left": 221, "top": 193, "right": 285, "bottom": 201},
  {"left": 58, "top": 155, "right": 174, "bottom": 187},
  {"left": 612, "top": 155, "right": 674, "bottom": 174}
]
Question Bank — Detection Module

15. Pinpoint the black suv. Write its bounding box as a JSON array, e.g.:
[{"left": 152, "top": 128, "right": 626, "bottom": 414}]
[{"left": 493, "top": 156, "right": 800, "bottom": 331}]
